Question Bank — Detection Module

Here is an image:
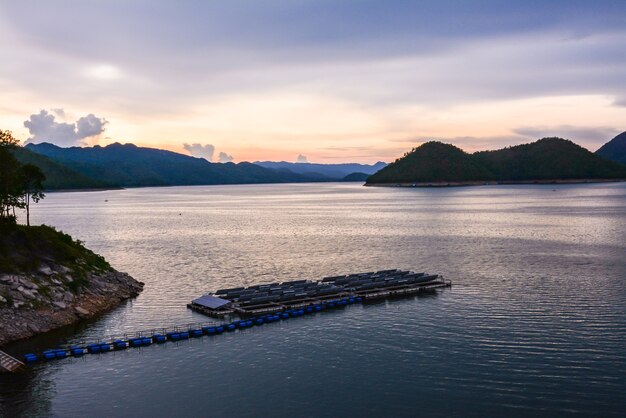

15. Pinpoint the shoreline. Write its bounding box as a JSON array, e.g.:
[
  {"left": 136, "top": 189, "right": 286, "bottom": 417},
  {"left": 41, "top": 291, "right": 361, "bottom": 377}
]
[
  {"left": 0, "top": 269, "right": 143, "bottom": 347},
  {"left": 365, "top": 179, "right": 626, "bottom": 188}
]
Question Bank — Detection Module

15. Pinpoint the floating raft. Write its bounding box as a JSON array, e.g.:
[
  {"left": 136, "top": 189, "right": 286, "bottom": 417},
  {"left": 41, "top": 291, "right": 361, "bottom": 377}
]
[
  {"left": 188, "top": 269, "right": 451, "bottom": 318},
  {"left": 17, "top": 270, "right": 450, "bottom": 366}
]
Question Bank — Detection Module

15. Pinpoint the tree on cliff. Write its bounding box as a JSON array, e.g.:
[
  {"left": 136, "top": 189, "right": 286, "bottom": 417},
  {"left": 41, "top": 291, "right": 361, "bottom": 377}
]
[{"left": 0, "top": 130, "right": 46, "bottom": 225}]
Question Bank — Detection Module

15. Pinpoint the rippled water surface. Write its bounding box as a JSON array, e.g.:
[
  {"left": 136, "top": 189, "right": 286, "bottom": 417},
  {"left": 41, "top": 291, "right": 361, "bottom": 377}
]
[{"left": 2, "top": 183, "right": 625, "bottom": 417}]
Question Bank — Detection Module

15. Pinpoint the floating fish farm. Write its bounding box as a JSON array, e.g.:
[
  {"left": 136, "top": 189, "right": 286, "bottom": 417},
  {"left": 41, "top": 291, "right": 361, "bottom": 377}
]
[
  {"left": 188, "top": 269, "right": 451, "bottom": 317},
  {"left": 17, "top": 269, "right": 450, "bottom": 367}
]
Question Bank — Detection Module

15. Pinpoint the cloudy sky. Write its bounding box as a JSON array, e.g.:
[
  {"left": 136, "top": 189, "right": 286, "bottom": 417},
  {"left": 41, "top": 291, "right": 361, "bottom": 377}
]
[{"left": 0, "top": 1, "right": 625, "bottom": 163}]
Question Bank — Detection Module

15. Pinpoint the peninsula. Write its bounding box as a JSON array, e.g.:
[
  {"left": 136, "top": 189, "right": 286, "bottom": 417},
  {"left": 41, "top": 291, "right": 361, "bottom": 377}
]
[{"left": 0, "top": 224, "right": 144, "bottom": 345}]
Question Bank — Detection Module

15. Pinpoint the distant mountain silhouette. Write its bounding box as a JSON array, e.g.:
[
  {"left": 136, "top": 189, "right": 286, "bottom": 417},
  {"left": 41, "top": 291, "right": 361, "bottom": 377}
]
[
  {"left": 26, "top": 142, "right": 309, "bottom": 187},
  {"left": 367, "top": 138, "right": 626, "bottom": 184},
  {"left": 596, "top": 131, "right": 626, "bottom": 165},
  {"left": 341, "top": 172, "right": 371, "bottom": 182},
  {"left": 255, "top": 161, "right": 386, "bottom": 180},
  {"left": 13, "top": 147, "right": 116, "bottom": 190}
]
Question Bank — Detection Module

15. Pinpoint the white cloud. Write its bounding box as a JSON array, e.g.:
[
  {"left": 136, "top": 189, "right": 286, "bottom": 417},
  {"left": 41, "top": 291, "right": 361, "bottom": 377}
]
[
  {"left": 218, "top": 151, "right": 234, "bottom": 163},
  {"left": 183, "top": 143, "right": 215, "bottom": 161},
  {"left": 296, "top": 154, "right": 308, "bottom": 163},
  {"left": 23, "top": 109, "right": 107, "bottom": 146}
]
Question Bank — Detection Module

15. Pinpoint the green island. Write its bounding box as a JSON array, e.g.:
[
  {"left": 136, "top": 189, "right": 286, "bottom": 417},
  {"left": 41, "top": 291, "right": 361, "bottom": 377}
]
[{"left": 366, "top": 136, "right": 626, "bottom": 186}]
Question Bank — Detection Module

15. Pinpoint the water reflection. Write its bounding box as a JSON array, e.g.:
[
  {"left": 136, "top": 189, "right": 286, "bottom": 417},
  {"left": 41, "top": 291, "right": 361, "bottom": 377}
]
[{"left": 1, "top": 182, "right": 625, "bottom": 417}]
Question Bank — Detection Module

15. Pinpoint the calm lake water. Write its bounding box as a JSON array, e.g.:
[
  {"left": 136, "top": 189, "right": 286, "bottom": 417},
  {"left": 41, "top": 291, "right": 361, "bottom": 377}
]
[{"left": 1, "top": 182, "right": 625, "bottom": 417}]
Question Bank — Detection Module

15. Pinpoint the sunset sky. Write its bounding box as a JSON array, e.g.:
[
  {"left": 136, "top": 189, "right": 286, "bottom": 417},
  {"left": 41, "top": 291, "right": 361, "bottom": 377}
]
[{"left": 1, "top": 1, "right": 625, "bottom": 163}]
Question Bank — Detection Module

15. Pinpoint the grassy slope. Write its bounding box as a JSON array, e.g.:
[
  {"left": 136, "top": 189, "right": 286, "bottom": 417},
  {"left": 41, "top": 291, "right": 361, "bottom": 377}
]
[{"left": 0, "top": 224, "right": 111, "bottom": 283}]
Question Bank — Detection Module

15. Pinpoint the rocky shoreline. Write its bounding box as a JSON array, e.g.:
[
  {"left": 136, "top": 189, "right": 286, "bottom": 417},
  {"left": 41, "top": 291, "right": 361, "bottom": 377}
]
[{"left": 0, "top": 265, "right": 143, "bottom": 346}]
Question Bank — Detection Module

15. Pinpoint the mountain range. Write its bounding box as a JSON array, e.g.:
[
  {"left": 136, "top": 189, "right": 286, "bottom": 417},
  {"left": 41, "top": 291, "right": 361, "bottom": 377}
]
[
  {"left": 366, "top": 136, "right": 626, "bottom": 185},
  {"left": 20, "top": 142, "right": 380, "bottom": 190},
  {"left": 14, "top": 130, "right": 626, "bottom": 190},
  {"left": 255, "top": 161, "right": 386, "bottom": 180}
]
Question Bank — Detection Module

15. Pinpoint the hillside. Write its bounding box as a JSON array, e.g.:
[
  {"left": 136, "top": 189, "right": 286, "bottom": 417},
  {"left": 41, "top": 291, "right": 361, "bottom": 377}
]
[
  {"left": 12, "top": 147, "right": 115, "bottom": 190},
  {"left": 366, "top": 141, "right": 494, "bottom": 184},
  {"left": 26, "top": 142, "right": 308, "bottom": 187},
  {"left": 367, "top": 138, "right": 626, "bottom": 185},
  {"left": 596, "top": 131, "right": 626, "bottom": 165},
  {"left": 255, "top": 161, "right": 387, "bottom": 180}
]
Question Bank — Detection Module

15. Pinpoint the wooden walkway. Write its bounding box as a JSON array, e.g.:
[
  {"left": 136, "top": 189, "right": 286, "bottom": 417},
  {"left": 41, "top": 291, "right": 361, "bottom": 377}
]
[{"left": 0, "top": 349, "right": 24, "bottom": 373}]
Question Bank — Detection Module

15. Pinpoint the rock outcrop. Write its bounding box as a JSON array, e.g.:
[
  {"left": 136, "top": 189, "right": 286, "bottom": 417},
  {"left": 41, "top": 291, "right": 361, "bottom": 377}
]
[{"left": 0, "top": 265, "right": 143, "bottom": 345}]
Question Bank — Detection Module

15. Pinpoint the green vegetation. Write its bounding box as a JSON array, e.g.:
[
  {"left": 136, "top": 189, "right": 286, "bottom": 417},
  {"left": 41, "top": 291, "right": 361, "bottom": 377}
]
[
  {"left": 0, "top": 130, "right": 46, "bottom": 225},
  {"left": 13, "top": 146, "right": 116, "bottom": 190},
  {"left": 367, "top": 138, "right": 626, "bottom": 184},
  {"left": 366, "top": 141, "right": 494, "bottom": 183},
  {"left": 0, "top": 223, "right": 111, "bottom": 280},
  {"left": 25, "top": 142, "right": 311, "bottom": 187},
  {"left": 596, "top": 131, "right": 626, "bottom": 166}
]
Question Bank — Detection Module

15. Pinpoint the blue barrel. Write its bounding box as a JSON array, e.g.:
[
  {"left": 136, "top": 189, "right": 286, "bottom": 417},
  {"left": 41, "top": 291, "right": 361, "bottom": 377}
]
[
  {"left": 320, "top": 304, "right": 327, "bottom": 310},
  {"left": 43, "top": 351, "right": 56, "bottom": 360},
  {"left": 179, "top": 332, "right": 189, "bottom": 339},
  {"left": 314, "top": 305, "right": 322, "bottom": 312},
  {"left": 237, "top": 321, "right": 247, "bottom": 328},
  {"left": 298, "top": 310, "right": 305, "bottom": 316},
  {"left": 24, "top": 354, "right": 38, "bottom": 363},
  {"left": 53, "top": 350, "right": 67, "bottom": 359},
  {"left": 348, "top": 297, "right": 355, "bottom": 304},
  {"left": 167, "top": 332, "right": 181, "bottom": 341},
  {"left": 328, "top": 302, "right": 336, "bottom": 308},
  {"left": 129, "top": 338, "right": 142, "bottom": 347},
  {"left": 152, "top": 334, "right": 166, "bottom": 343},
  {"left": 191, "top": 329, "right": 203, "bottom": 338},
  {"left": 203, "top": 326, "right": 216, "bottom": 335},
  {"left": 100, "top": 343, "right": 111, "bottom": 352},
  {"left": 114, "top": 340, "right": 127, "bottom": 349},
  {"left": 216, "top": 326, "right": 225, "bottom": 333},
  {"left": 141, "top": 338, "right": 152, "bottom": 345},
  {"left": 87, "top": 344, "right": 101, "bottom": 354},
  {"left": 227, "top": 324, "right": 236, "bottom": 331},
  {"left": 255, "top": 318, "right": 264, "bottom": 325},
  {"left": 355, "top": 297, "right": 363, "bottom": 303},
  {"left": 280, "top": 313, "right": 289, "bottom": 319},
  {"left": 71, "top": 347, "right": 85, "bottom": 356},
  {"left": 306, "top": 307, "right": 313, "bottom": 313},
  {"left": 246, "top": 320, "right": 253, "bottom": 327}
]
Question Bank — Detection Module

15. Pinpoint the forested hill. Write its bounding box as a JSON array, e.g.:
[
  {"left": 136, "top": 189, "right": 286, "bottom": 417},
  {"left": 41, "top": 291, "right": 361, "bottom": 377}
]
[
  {"left": 25, "top": 142, "right": 309, "bottom": 187},
  {"left": 366, "top": 138, "right": 626, "bottom": 184},
  {"left": 596, "top": 131, "right": 626, "bottom": 165},
  {"left": 12, "top": 147, "right": 115, "bottom": 190}
]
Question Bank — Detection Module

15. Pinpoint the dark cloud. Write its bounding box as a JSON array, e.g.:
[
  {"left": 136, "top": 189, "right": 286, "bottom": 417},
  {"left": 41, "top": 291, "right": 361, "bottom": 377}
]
[
  {"left": 218, "top": 152, "right": 234, "bottom": 163},
  {"left": 2, "top": 1, "right": 625, "bottom": 112},
  {"left": 23, "top": 109, "right": 107, "bottom": 146},
  {"left": 183, "top": 143, "right": 215, "bottom": 161}
]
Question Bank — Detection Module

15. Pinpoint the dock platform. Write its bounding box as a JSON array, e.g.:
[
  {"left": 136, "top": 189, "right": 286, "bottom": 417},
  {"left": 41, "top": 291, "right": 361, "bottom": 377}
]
[
  {"left": 0, "top": 350, "right": 24, "bottom": 373},
  {"left": 188, "top": 269, "right": 451, "bottom": 318}
]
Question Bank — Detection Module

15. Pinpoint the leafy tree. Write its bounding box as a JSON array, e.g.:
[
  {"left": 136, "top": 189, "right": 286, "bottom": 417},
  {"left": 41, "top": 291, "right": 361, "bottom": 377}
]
[
  {"left": 0, "top": 130, "right": 46, "bottom": 225},
  {"left": 20, "top": 163, "right": 45, "bottom": 226},
  {"left": 0, "top": 130, "right": 21, "bottom": 223}
]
